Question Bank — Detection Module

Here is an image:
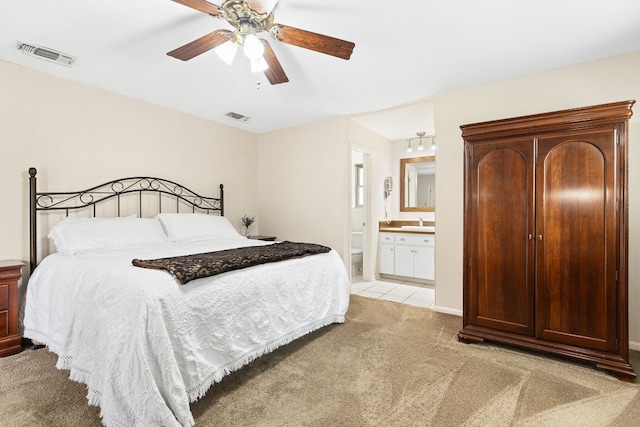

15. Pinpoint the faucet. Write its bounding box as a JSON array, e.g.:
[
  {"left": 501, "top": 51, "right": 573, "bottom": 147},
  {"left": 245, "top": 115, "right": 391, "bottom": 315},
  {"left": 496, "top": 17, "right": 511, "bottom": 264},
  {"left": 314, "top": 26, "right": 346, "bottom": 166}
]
[{"left": 418, "top": 217, "right": 424, "bottom": 226}]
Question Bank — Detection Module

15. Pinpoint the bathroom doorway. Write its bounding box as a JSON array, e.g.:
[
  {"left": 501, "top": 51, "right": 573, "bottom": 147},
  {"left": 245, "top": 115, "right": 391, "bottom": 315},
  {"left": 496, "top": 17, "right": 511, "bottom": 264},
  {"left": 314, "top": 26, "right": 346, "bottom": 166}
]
[{"left": 350, "top": 145, "right": 370, "bottom": 283}]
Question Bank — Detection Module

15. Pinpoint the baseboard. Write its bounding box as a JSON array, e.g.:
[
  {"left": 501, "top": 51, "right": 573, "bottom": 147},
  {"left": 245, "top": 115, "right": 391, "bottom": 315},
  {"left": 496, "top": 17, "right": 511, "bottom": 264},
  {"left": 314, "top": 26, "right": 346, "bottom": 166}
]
[
  {"left": 432, "top": 305, "right": 462, "bottom": 317},
  {"left": 629, "top": 341, "right": 640, "bottom": 351}
]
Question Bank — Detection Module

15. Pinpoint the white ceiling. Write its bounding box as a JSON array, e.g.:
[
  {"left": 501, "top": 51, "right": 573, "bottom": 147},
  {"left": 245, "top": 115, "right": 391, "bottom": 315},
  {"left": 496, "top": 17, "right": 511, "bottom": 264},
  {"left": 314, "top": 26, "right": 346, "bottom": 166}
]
[
  {"left": 350, "top": 100, "right": 435, "bottom": 141},
  {"left": 1, "top": 1, "right": 639, "bottom": 140}
]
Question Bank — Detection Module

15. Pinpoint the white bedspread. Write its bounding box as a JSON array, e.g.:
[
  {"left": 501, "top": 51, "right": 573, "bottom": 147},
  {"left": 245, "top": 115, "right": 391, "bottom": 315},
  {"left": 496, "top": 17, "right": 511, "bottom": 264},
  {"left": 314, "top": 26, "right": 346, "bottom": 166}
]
[{"left": 23, "top": 238, "right": 350, "bottom": 426}]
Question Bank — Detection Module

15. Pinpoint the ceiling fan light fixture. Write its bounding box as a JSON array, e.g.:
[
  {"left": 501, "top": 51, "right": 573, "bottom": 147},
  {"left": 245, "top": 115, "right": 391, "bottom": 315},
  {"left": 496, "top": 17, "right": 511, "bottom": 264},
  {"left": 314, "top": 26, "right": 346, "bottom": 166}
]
[
  {"left": 243, "top": 34, "right": 265, "bottom": 59},
  {"left": 215, "top": 41, "right": 238, "bottom": 65},
  {"left": 250, "top": 56, "right": 269, "bottom": 73}
]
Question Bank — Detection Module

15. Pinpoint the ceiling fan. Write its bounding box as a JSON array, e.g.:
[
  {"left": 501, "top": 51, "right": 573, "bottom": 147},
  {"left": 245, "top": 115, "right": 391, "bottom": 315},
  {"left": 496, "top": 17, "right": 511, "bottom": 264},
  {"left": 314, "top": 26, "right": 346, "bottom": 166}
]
[{"left": 167, "top": 0, "right": 355, "bottom": 85}]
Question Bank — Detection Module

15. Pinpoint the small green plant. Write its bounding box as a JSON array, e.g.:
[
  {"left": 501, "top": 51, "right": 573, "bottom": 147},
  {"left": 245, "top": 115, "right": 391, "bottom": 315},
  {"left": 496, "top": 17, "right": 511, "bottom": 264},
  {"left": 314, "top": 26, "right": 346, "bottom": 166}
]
[{"left": 241, "top": 214, "right": 255, "bottom": 235}]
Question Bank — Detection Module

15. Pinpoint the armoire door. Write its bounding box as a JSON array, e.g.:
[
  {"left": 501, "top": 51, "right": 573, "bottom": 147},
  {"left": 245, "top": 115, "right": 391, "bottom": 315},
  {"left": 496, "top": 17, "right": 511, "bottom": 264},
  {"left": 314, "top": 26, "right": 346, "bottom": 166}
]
[
  {"left": 467, "top": 138, "right": 535, "bottom": 335},
  {"left": 535, "top": 128, "right": 618, "bottom": 352}
]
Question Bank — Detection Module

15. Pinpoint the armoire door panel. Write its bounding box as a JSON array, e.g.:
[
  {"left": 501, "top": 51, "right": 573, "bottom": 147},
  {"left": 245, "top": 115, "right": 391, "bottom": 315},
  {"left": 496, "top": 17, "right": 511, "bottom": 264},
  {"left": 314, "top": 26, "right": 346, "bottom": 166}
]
[
  {"left": 535, "top": 130, "right": 617, "bottom": 351},
  {"left": 469, "top": 140, "right": 535, "bottom": 335}
]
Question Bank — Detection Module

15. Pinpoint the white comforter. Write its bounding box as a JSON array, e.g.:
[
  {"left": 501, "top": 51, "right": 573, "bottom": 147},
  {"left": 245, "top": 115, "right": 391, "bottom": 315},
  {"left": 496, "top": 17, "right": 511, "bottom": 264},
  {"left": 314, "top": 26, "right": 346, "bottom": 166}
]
[{"left": 23, "top": 237, "right": 350, "bottom": 426}]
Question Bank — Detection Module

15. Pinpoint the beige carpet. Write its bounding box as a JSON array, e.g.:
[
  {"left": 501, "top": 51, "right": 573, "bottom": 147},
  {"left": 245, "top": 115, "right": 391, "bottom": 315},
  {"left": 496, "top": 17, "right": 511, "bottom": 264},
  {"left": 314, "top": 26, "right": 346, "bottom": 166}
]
[{"left": 2, "top": 295, "right": 640, "bottom": 426}]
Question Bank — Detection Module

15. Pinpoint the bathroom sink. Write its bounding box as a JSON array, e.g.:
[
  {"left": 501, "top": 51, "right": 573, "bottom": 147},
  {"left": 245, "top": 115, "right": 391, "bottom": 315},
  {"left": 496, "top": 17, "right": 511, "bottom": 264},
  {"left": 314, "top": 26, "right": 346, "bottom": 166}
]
[{"left": 400, "top": 225, "right": 435, "bottom": 232}]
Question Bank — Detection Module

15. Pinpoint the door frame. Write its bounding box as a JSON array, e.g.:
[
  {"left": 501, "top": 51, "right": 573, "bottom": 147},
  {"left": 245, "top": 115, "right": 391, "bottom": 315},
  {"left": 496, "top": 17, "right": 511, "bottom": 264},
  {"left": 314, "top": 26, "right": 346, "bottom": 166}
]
[{"left": 349, "top": 143, "right": 372, "bottom": 282}]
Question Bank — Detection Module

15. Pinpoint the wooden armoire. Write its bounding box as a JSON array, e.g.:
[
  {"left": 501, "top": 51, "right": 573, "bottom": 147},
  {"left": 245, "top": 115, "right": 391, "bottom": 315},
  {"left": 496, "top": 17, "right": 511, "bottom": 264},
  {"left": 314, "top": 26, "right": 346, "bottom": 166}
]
[{"left": 458, "top": 100, "right": 636, "bottom": 381}]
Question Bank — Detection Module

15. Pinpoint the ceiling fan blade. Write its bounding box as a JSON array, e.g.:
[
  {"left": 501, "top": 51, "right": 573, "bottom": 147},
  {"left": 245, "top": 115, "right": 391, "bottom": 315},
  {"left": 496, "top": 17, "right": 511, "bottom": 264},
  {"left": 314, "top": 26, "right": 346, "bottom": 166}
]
[
  {"left": 246, "top": 0, "right": 279, "bottom": 14},
  {"left": 170, "top": 0, "right": 221, "bottom": 16},
  {"left": 261, "top": 39, "right": 288, "bottom": 85},
  {"left": 167, "top": 31, "right": 231, "bottom": 61},
  {"left": 270, "top": 24, "right": 355, "bottom": 60}
]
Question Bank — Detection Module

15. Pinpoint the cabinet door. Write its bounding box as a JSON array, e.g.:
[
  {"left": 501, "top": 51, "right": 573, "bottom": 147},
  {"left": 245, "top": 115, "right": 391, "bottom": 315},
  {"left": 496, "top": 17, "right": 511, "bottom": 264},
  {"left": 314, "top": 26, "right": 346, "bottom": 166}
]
[
  {"left": 414, "top": 245, "right": 434, "bottom": 280},
  {"left": 379, "top": 243, "right": 395, "bottom": 275},
  {"left": 466, "top": 138, "right": 535, "bottom": 335},
  {"left": 535, "top": 128, "right": 618, "bottom": 352},
  {"left": 394, "top": 244, "right": 415, "bottom": 277}
]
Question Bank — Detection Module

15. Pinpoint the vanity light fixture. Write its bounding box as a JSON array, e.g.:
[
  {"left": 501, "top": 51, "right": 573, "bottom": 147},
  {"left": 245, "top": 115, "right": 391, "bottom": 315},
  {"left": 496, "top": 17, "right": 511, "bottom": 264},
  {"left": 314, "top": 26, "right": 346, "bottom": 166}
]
[{"left": 406, "top": 132, "right": 436, "bottom": 153}]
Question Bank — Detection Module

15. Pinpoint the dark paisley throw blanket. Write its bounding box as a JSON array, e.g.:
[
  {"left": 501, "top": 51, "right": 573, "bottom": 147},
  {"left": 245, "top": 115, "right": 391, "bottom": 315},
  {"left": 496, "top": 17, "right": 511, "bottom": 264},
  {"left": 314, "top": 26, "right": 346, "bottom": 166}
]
[{"left": 132, "top": 241, "right": 332, "bottom": 284}]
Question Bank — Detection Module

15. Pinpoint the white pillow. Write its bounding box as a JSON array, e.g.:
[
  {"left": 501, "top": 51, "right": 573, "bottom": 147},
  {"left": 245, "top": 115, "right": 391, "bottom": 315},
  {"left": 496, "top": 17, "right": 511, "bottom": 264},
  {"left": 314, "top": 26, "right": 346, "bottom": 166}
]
[
  {"left": 48, "top": 216, "right": 168, "bottom": 255},
  {"left": 156, "top": 213, "right": 240, "bottom": 242}
]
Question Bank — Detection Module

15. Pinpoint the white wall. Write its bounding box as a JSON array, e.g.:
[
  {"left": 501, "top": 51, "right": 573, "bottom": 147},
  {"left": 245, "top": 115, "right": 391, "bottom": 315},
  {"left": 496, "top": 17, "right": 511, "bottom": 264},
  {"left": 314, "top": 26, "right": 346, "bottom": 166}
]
[
  {"left": 433, "top": 52, "right": 640, "bottom": 344},
  {"left": 256, "top": 118, "right": 349, "bottom": 260},
  {"left": 0, "top": 60, "right": 259, "bottom": 270}
]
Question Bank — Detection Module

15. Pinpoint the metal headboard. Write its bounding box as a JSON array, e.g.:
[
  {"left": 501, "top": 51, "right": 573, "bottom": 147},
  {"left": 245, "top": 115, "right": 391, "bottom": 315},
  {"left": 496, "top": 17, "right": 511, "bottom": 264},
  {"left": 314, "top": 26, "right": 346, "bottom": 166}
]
[{"left": 28, "top": 167, "right": 224, "bottom": 272}]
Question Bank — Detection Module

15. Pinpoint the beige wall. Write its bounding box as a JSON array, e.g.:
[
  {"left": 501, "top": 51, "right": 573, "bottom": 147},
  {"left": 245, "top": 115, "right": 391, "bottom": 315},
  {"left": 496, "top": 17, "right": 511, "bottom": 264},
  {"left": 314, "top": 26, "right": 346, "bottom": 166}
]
[
  {"left": 256, "top": 118, "right": 349, "bottom": 261},
  {"left": 3, "top": 49, "right": 639, "bottom": 345},
  {"left": 0, "top": 60, "right": 259, "bottom": 269},
  {"left": 433, "top": 52, "right": 640, "bottom": 344}
]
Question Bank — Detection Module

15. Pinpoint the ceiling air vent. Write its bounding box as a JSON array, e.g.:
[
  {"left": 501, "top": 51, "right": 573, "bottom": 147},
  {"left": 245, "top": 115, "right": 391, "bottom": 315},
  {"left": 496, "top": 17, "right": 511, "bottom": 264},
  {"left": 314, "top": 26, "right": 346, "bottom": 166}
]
[
  {"left": 225, "top": 112, "right": 250, "bottom": 122},
  {"left": 17, "top": 42, "right": 76, "bottom": 67}
]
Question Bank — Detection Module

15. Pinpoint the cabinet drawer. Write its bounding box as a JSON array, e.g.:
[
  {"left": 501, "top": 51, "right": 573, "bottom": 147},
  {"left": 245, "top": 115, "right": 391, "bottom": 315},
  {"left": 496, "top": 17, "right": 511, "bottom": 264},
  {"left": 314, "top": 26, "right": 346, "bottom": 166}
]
[
  {"left": 395, "top": 234, "right": 435, "bottom": 247},
  {"left": 379, "top": 233, "right": 395, "bottom": 244},
  {"left": 0, "top": 284, "right": 7, "bottom": 311}
]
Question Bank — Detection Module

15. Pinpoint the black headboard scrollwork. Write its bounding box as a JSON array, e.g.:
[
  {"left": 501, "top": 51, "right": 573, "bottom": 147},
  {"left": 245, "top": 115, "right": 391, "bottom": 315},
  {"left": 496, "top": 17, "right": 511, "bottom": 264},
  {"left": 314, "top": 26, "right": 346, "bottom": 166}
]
[{"left": 29, "top": 167, "right": 224, "bottom": 272}]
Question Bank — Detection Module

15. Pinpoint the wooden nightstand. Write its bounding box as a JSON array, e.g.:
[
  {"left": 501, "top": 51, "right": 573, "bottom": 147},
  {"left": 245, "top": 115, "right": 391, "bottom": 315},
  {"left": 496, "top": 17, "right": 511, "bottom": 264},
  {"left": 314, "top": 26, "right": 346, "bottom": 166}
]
[
  {"left": 0, "top": 260, "right": 25, "bottom": 357},
  {"left": 248, "top": 235, "right": 277, "bottom": 241}
]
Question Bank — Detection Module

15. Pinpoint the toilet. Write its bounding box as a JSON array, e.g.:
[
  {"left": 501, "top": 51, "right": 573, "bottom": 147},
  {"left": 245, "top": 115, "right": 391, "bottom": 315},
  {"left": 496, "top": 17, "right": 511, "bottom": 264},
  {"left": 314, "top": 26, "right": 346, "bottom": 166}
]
[{"left": 351, "top": 232, "right": 363, "bottom": 275}]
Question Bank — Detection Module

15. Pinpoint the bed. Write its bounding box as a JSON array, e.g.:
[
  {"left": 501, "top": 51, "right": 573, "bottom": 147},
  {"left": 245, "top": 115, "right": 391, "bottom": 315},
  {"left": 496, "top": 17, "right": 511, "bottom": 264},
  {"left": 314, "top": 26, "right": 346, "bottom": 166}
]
[{"left": 22, "top": 168, "right": 350, "bottom": 426}]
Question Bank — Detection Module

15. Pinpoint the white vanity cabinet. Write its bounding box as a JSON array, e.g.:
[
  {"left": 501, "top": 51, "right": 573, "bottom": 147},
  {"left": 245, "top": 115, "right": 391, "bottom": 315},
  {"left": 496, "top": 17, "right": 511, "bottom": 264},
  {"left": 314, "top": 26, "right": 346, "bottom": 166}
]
[
  {"left": 395, "top": 234, "right": 435, "bottom": 280},
  {"left": 379, "top": 232, "right": 435, "bottom": 280}
]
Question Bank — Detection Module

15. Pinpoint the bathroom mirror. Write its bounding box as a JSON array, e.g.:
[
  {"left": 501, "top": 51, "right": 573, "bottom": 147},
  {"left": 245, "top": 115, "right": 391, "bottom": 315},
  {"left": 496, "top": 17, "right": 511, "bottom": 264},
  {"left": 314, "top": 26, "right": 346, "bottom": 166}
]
[{"left": 400, "top": 156, "right": 436, "bottom": 212}]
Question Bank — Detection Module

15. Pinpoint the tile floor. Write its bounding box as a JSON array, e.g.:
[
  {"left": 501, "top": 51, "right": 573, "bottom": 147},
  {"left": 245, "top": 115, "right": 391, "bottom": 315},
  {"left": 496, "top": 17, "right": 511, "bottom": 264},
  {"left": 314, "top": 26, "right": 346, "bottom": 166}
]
[{"left": 350, "top": 279, "right": 435, "bottom": 309}]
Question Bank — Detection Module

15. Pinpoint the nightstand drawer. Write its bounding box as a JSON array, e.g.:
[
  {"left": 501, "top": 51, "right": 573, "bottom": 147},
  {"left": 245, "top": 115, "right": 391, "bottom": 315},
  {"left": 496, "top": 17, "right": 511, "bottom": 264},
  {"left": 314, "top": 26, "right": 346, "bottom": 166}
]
[{"left": 0, "top": 284, "right": 7, "bottom": 311}]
